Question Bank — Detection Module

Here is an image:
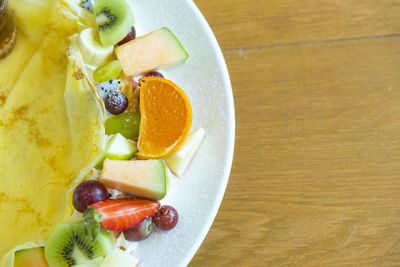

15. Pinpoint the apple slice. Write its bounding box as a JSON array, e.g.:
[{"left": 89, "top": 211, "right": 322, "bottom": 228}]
[
  {"left": 14, "top": 247, "right": 49, "bottom": 267},
  {"left": 115, "top": 27, "right": 188, "bottom": 77},
  {"left": 165, "top": 128, "right": 206, "bottom": 177},
  {"left": 95, "top": 133, "right": 138, "bottom": 170},
  {"left": 99, "top": 248, "right": 139, "bottom": 267},
  {"left": 100, "top": 159, "right": 166, "bottom": 200},
  {"left": 106, "top": 133, "right": 137, "bottom": 160}
]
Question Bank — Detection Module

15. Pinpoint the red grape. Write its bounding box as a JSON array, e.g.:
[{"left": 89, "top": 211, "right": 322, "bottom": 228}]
[
  {"left": 72, "top": 181, "right": 110, "bottom": 212},
  {"left": 144, "top": 71, "right": 164, "bottom": 78},
  {"left": 118, "top": 27, "right": 136, "bottom": 46},
  {"left": 104, "top": 91, "right": 128, "bottom": 115},
  {"left": 123, "top": 218, "right": 153, "bottom": 241},
  {"left": 152, "top": 205, "right": 178, "bottom": 231}
]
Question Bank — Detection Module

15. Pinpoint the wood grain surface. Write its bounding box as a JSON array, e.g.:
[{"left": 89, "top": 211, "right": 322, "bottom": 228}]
[{"left": 191, "top": 1, "right": 400, "bottom": 266}]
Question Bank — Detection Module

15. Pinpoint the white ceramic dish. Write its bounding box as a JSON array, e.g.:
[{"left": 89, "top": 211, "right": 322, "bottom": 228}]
[{"left": 128, "top": 0, "right": 235, "bottom": 266}]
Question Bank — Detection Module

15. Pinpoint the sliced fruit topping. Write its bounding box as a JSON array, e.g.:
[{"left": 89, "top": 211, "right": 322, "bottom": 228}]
[
  {"left": 99, "top": 248, "right": 139, "bottom": 267},
  {"left": 104, "top": 91, "right": 128, "bottom": 115},
  {"left": 165, "top": 128, "right": 206, "bottom": 177},
  {"left": 14, "top": 247, "right": 49, "bottom": 267},
  {"left": 123, "top": 217, "right": 153, "bottom": 242},
  {"left": 93, "top": 60, "right": 122, "bottom": 83},
  {"left": 152, "top": 205, "right": 179, "bottom": 231},
  {"left": 94, "top": 0, "right": 135, "bottom": 46},
  {"left": 78, "top": 28, "right": 113, "bottom": 66},
  {"left": 73, "top": 180, "right": 111, "bottom": 213},
  {"left": 95, "top": 79, "right": 121, "bottom": 99},
  {"left": 99, "top": 159, "right": 166, "bottom": 200},
  {"left": 95, "top": 133, "right": 138, "bottom": 170},
  {"left": 117, "top": 26, "right": 136, "bottom": 46},
  {"left": 81, "top": 0, "right": 94, "bottom": 12},
  {"left": 105, "top": 112, "right": 141, "bottom": 140},
  {"left": 45, "top": 221, "right": 114, "bottom": 267},
  {"left": 137, "top": 77, "right": 192, "bottom": 159},
  {"left": 116, "top": 27, "right": 188, "bottom": 77},
  {"left": 84, "top": 198, "right": 160, "bottom": 232}
]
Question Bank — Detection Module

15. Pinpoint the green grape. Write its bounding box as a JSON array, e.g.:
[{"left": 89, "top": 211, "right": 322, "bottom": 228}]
[
  {"left": 105, "top": 112, "right": 141, "bottom": 140},
  {"left": 93, "top": 60, "right": 122, "bottom": 83}
]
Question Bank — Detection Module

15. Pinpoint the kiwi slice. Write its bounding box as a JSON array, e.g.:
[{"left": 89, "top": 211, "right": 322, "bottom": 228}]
[
  {"left": 94, "top": 0, "right": 135, "bottom": 46},
  {"left": 45, "top": 221, "right": 114, "bottom": 267}
]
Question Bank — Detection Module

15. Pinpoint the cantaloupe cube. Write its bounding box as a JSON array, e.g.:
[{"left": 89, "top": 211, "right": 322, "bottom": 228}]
[
  {"left": 116, "top": 27, "right": 188, "bottom": 77},
  {"left": 100, "top": 159, "right": 166, "bottom": 200}
]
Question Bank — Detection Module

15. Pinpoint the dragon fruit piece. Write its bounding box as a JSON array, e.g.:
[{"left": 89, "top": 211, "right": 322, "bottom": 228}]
[
  {"left": 81, "top": 0, "right": 94, "bottom": 12},
  {"left": 96, "top": 79, "right": 121, "bottom": 99}
]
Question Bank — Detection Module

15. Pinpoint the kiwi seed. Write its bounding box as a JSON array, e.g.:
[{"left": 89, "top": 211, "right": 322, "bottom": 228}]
[
  {"left": 94, "top": 0, "right": 135, "bottom": 46},
  {"left": 44, "top": 222, "right": 114, "bottom": 267}
]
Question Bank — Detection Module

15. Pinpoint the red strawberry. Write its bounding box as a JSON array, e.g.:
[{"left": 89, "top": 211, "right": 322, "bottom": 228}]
[{"left": 84, "top": 198, "right": 160, "bottom": 233}]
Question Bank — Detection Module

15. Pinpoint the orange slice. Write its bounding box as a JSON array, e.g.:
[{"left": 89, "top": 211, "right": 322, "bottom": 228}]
[{"left": 137, "top": 77, "right": 192, "bottom": 159}]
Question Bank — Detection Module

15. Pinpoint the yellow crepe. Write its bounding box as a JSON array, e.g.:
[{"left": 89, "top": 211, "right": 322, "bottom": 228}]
[
  {"left": 0, "top": 0, "right": 52, "bottom": 108},
  {"left": 0, "top": 0, "right": 104, "bottom": 265}
]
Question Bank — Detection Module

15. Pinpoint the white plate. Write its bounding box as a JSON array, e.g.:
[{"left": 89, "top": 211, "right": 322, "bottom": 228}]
[{"left": 129, "top": 0, "right": 235, "bottom": 266}]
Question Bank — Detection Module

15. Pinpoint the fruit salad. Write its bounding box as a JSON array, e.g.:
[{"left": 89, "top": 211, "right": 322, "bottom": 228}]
[{"left": 0, "top": 0, "right": 206, "bottom": 266}]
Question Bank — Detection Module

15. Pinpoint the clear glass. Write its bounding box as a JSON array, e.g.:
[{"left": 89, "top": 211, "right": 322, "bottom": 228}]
[{"left": 0, "top": 0, "right": 15, "bottom": 59}]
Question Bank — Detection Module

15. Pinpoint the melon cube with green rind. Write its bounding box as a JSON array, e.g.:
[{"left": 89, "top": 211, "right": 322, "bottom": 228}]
[
  {"left": 100, "top": 159, "right": 166, "bottom": 200},
  {"left": 165, "top": 128, "right": 206, "bottom": 177},
  {"left": 14, "top": 247, "right": 49, "bottom": 267},
  {"left": 115, "top": 27, "right": 189, "bottom": 77}
]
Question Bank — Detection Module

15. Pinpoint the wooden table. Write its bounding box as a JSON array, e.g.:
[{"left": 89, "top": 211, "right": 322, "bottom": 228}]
[{"left": 191, "top": 1, "right": 400, "bottom": 266}]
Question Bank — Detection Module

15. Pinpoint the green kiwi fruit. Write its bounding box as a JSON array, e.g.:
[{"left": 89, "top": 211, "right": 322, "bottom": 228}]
[
  {"left": 94, "top": 0, "right": 135, "bottom": 46},
  {"left": 44, "top": 221, "right": 114, "bottom": 267}
]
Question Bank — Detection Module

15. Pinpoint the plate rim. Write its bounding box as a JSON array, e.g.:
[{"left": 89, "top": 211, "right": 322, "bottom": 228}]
[{"left": 181, "top": 1, "right": 236, "bottom": 266}]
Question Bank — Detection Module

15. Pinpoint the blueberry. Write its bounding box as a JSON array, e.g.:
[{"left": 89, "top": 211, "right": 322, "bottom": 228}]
[{"left": 104, "top": 91, "right": 128, "bottom": 115}]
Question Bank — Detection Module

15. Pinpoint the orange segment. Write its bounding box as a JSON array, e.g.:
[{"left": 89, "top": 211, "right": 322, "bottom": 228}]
[{"left": 137, "top": 77, "right": 192, "bottom": 159}]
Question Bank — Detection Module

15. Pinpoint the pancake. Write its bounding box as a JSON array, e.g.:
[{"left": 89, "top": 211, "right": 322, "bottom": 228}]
[{"left": 0, "top": 0, "right": 104, "bottom": 265}]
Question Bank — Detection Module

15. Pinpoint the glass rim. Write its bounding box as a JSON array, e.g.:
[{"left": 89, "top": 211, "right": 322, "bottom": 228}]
[{"left": 0, "top": 0, "right": 5, "bottom": 14}]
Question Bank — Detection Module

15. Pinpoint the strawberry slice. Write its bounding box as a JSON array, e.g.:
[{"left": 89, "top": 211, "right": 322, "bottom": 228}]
[{"left": 84, "top": 198, "right": 160, "bottom": 233}]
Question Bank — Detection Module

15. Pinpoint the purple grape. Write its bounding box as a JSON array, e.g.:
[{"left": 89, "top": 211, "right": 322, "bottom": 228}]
[
  {"left": 144, "top": 71, "right": 164, "bottom": 78},
  {"left": 104, "top": 91, "right": 128, "bottom": 115},
  {"left": 152, "top": 205, "right": 178, "bottom": 231},
  {"left": 118, "top": 27, "right": 136, "bottom": 46},
  {"left": 123, "top": 218, "right": 153, "bottom": 241},
  {"left": 72, "top": 181, "right": 110, "bottom": 212}
]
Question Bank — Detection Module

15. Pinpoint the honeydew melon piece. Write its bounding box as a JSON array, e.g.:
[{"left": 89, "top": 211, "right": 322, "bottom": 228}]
[
  {"left": 100, "top": 159, "right": 166, "bottom": 200},
  {"left": 165, "top": 128, "right": 206, "bottom": 177},
  {"left": 115, "top": 27, "right": 188, "bottom": 77}
]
